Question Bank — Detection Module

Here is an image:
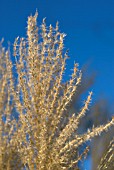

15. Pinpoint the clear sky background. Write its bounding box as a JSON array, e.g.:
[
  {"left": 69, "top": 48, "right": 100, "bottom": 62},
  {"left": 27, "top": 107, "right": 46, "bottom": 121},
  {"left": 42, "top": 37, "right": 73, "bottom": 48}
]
[{"left": 0, "top": 0, "right": 114, "bottom": 169}]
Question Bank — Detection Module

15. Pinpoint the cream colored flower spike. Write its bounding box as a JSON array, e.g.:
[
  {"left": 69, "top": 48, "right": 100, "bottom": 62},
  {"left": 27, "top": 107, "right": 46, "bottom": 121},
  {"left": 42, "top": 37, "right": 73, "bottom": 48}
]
[{"left": 0, "top": 12, "right": 114, "bottom": 170}]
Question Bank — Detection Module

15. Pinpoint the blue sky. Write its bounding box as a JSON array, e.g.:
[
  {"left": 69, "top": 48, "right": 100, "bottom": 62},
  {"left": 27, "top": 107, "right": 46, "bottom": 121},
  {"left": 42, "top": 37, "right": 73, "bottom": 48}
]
[
  {"left": 0, "top": 0, "right": 114, "bottom": 169},
  {"left": 0, "top": 0, "right": 114, "bottom": 107}
]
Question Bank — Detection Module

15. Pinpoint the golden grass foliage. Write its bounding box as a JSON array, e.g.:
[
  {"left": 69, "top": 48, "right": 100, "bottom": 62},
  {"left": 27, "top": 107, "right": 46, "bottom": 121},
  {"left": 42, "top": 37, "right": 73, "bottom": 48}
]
[
  {"left": 0, "top": 12, "right": 114, "bottom": 170},
  {"left": 98, "top": 137, "right": 114, "bottom": 170}
]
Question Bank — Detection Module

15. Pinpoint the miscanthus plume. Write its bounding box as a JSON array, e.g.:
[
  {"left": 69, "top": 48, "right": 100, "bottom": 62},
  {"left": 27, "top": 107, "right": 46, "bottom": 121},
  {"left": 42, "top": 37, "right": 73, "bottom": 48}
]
[{"left": 0, "top": 12, "right": 114, "bottom": 170}]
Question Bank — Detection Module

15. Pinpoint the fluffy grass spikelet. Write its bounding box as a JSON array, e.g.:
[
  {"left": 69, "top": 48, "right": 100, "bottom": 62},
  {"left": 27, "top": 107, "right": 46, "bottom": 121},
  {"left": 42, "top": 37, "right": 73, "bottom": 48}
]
[{"left": 0, "top": 12, "right": 114, "bottom": 170}]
